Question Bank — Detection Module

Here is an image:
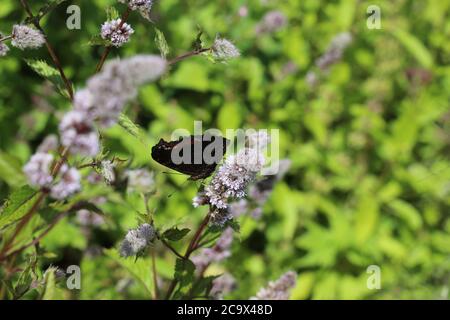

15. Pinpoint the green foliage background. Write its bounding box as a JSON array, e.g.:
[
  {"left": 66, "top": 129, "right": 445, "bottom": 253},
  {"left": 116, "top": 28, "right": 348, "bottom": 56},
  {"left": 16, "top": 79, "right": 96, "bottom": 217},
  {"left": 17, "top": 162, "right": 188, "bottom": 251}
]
[{"left": 0, "top": 0, "right": 449, "bottom": 299}]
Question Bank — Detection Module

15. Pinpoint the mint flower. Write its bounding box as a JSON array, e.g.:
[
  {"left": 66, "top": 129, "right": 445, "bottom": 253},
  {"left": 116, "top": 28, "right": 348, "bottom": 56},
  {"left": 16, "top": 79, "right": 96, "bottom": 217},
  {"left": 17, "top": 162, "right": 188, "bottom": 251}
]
[
  {"left": 119, "top": 0, "right": 153, "bottom": 20},
  {"left": 119, "top": 0, "right": 153, "bottom": 11},
  {"left": 59, "top": 110, "right": 100, "bottom": 157},
  {"left": 11, "top": 25, "right": 45, "bottom": 50},
  {"left": 81, "top": 55, "right": 167, "bottom": 127},
  {"left": 125, "top": 168, "right": 154, "bottom": 193},
  {"left": 50, "top": 165, "right": 81, "bottom": 200},
  {"left": 100, "top": 160, "right": 115, "bottom": 184},
  {"left": 205, "top": 148, "right": 265, "bottom": 210},
  {"left": 76, "top": 209, "right": 105, "bottom": 227},
  {"left": 255, "top": 11, "right": 287, "bottom": 34},
  {"left": 316, "top": 32, "right": 353, "bottom": 70},
  {"left": 0, "top": 32, "right": 10, "bottom": 57},
  {"left": 251, "top": 271, "right": 297, "bottom": 300},
  {"left": 23, "top": 152, "right": 54, "bottom": 187},
  {"left": 191, "top": 227, "right": 234, "bottom": 272},
  {"left": 37, "top": 134, "right": 59, "bottom": 153},
  {"left": 101, "top": 19, "right": 134, "bottom": 47},
  {"left": 211, "top": 273, "right": 236, "bottom": 299},
  {"left": 212, "top": 38, "right": 240, "bottom": 61},
  {"left": 119, "top": 224, "right": 155, "bottom": 257}
]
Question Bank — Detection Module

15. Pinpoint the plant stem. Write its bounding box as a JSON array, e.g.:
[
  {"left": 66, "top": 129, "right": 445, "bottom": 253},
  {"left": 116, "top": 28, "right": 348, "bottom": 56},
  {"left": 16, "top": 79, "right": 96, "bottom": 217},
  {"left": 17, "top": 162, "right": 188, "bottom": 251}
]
[
  {"left": 19, "top": 0, "right": 74, "bottom": 100},
  {"left": 168, "top": 48, "right": 210, "bottom": 65},
  {"left": 0, "top": 210, "right": 67, "bottom": 261},
  {"left": 51, "top": 147, "right": 70, "bottom": 176},
  {"left": 151, "top": 250, "right": 159, "bottom": 300},
  {"left": 0, "top": 192, "right": 47, "bottom": 259},
  {"left": 0, "top": 147, "right": 70, "bottom": 261},
  {"left": 0, "top": 35, "right": 12, "bottom": 43},
  {"left": 159, "top": 238, "right": 184, "bottom": 259},
  {"left": 95, "top": 7, "right": 131, "bottom": 73},
  {"left": 164, "top": 212, "right": 211, "bottom": 299}
]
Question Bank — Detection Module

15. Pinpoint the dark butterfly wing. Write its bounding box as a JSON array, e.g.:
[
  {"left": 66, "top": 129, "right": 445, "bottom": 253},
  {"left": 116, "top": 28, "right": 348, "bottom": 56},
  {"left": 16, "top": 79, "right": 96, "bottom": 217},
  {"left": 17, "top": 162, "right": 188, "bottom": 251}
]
[{"left": 151, "top": 135, "right": 229, "bottom": 180}]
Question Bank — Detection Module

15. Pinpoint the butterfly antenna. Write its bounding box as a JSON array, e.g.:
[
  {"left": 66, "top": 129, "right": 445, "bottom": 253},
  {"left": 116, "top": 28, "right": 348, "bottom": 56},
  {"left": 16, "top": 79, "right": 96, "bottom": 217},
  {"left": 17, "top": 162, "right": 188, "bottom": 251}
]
[{"left": 162, "top": 171, "right": 184, "bottom": 176}]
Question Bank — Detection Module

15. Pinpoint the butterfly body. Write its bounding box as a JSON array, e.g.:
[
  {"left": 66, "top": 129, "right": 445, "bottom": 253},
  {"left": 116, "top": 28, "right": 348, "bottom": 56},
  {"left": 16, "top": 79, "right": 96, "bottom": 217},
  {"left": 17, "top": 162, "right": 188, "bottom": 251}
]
[{"left": 151, "top": 135, "right": 229, "bottom": 180}]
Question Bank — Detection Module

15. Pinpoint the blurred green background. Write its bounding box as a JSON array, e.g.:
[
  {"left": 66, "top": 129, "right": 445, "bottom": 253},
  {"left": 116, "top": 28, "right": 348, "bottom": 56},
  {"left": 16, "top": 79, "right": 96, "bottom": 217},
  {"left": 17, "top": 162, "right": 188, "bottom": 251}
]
[{"left": 0, "top": 0, "right": 449, "bottom": 299}]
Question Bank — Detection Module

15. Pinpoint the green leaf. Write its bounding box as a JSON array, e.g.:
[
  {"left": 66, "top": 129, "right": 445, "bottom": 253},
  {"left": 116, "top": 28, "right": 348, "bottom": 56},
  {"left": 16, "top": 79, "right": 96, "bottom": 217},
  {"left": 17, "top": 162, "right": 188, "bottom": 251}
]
[
  {"left": 354, "top": 195, "right": 379, "bottom": 243},
  {"left": 192, "top": 28, "right": 204, "bottom": 51},
  {"left": 154, "top": 28, "right": 170, "bottom": 58},
  {"left": 13, "top": 259, "right": 35, "bottom": 299},
  {"left": 42, "top": 268, "right": 56, "bottom": 300},
  {"left": 117, "top": 114, "right": 146, "bottom": 144},
  {"left": 87, "top": 35, "right": 111, "bottom": 47},
  {"left": 190, "top": 275, "right": 220, "bottom": 298},
  {"left": 217, "top": 102, "right": 242, "bottom": 132},
  {"left": 163, "top": 227, "right": 190, "bottom": 241},
  {"left": 25, "top": 0, "right": 67, "bottom": 23},
  {"left": 104, "top": 248, "right": 153, "bottom": 295},
  {"left": 388, "top": 200, "right": 423, "bottom": 230},
  {"left": 0, "top": 152, "right": 26, "bottom": 187},
  {"left": 0, "top": 186, "right": 38, "bottom": 229},
  {"left": 106, "top": 6, "right": 120, "bottom": 21},
  {"left": 392, "top": 30, "right": 434, "bottom": 68},
  {"left": 164, "top": 61, "right": 210, "bottom": 92},
  {"left": 24, "top": 59, "right": 71, "bottom": 98},
  {"left": 174, "top": 258, "right": 195, "bottom": 287}
]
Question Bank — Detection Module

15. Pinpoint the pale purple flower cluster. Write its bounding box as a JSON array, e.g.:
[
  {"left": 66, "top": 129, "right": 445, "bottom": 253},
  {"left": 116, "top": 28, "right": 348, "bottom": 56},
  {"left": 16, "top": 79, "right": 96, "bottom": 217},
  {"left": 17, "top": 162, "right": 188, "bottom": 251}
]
[
  {"left": 205, "top": 148, "right": 265, "bottom": 209},
  {"left": 230, "top": 159, "right": 291, "bottom": 220},
  {"left": 37, "top": 134, "right": 59, "bottom": 153},
  {"left": 100, "top": 160, "right": 116, "bottom": 184},
  {"left": 251, "top": 271, "right": 297, "bottom": 300},
  {"left": 192, "top": 192, "right": 209, "bottom": 208},
  {"left": 0, "top": 32, "right": 10, "bottom": 57},
  {"left": 306, "top": 32, "right": 353, "bottom": 87},
  {"left": 101, "top": 19, "right": 134, "bottom": 47},
  {"left": 125, "top": 168, "right": 154, "bottom": 193},
  {"left": 212, "top": 38, "right": 240, "bottom": 61},
  {"left": 11, "top": 25, "right": 45, "bottom": 50},
  {"left": 255, "top": 10, "right": 287, "bottom": 34},
  {"left": 119, "top": 223, "right": 155, "bottom": 257},
  {"left": 191, "top": 227, "right": 234, "bottom": 272},
  {"left": 211, "top": 273, "right": 236, "bottom": 299},
  {"left": 23, "top": 152, "right": 54, "bottom": 187},
  {"left": 76, "top": 209, "right": 105, "bottom": 227},
  {"left": 76, "top": 55, "right": 167, "bottom": 127},
  {"left": 119, "top": 0, "right": 153, "bottom": 11},
  {"left": 59, "top": 110, "right": 100, "bottom": 157},
  {"left": 315, "top": 32, "right": 353, "bottom": 70},
  {"left": 277, "top": 61, "right": 299, "bottom": 81},
  {"left": 23, "top": 152, "right": 81, "bottom": 199},
  {"left": 76, "top": 197, "right": 106, "bottom": 227},
  {"left": 193, "top": 132, "right": 269, "bottom": 225},
  {"left": 246, "top": 130, "right": 271, "bottom": 151},
  {"left": 50, "top": 164, "right": 81, "bottom": 200},
  {"left": 227, "top": 199, "right": 249, "bottom": 219},
  {"left": 238, "top": 6, "right": 248, "bottom": 18}
]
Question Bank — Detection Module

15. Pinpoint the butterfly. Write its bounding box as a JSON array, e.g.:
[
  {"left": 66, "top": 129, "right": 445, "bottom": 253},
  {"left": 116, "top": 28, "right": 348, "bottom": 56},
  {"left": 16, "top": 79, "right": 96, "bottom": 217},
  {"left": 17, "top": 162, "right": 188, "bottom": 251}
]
[{"left": 151, "top": 134, "right": 230, "bottom": 180}]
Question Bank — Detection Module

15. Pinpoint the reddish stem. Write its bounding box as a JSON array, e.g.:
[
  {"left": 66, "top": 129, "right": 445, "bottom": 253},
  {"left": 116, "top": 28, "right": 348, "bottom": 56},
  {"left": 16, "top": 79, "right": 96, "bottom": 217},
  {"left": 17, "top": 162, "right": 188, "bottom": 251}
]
[
  {"left": 95, "top": 7, "right": 132, "bottom": 73},
  {"left": 164, "top": 212, "right": 211, "bottom": 299},
  {"left": 168, "top": 48, "right": 210, "bottom": 65},
  {"left": 19, "top": 0, "right": 74, "bottom": 100}
]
